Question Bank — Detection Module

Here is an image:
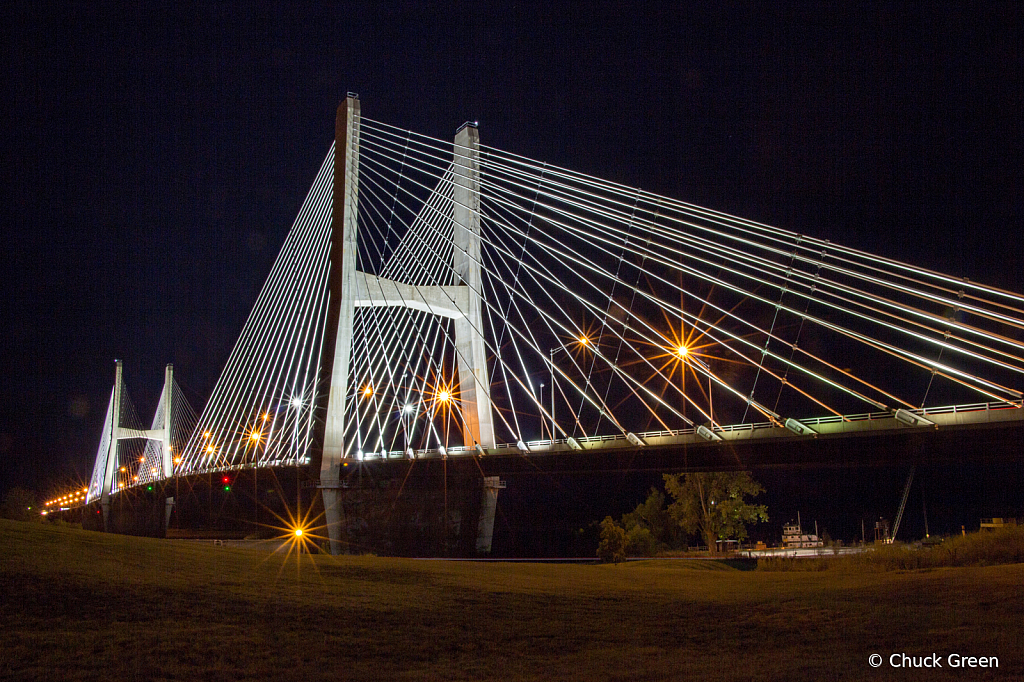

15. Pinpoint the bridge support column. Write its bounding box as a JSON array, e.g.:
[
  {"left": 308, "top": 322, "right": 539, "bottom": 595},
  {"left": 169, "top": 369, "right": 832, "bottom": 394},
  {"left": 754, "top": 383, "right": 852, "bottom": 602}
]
[
  {"left": 475, "top": 475, "right": 505, "bottom": 553},
  {"left": 99, "top": 360, "right": 124, "bottom": 531},
  {"left": 162, "top": 364, "right": 175, "bottom": 531},
  {"left": 320, "top": 94, "right": 362, "bottom": 556},
  {"left": 160, "top": 364, "right": 174, "bottom": 477},
  {"left": 452, "top": 124, "right": 495, "bottom": 449}
]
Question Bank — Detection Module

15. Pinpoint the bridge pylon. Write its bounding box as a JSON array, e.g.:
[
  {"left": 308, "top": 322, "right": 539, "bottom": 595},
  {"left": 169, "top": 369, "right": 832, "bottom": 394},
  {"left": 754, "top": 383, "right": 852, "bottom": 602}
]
[
  {"left": 317, "top": 97, "right": 495, "bottom": 555},
  {"left": 86, "top": 361, "right": 181, "bottom": 533}
]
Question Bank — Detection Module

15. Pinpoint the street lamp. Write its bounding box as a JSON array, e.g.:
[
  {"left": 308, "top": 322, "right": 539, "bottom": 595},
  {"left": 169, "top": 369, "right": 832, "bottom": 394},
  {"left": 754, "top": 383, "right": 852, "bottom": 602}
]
[
  {"left": 538, "top": 383, "right": 545, "bottom": 439},
  {"left": 550, "top": 348, "right": 556, "bottom": 441},
  {"left": 403, "top": 402, "right": 416, "bottom": 458},
  {"left": 675, "top": 344, "right": 714, "bottom": 425},
  {"left": 290, "top": 396, "right": 302, "bottom": 465},
  {"left": 548, "top": 336, "right": 588, "bottom": 442}
]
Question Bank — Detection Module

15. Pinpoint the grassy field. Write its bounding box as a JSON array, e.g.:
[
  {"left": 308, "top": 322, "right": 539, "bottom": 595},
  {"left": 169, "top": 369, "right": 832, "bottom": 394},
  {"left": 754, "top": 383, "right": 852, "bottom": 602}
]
[{"left": 1, "top": 520, "right": 1021, "bottom": 681}]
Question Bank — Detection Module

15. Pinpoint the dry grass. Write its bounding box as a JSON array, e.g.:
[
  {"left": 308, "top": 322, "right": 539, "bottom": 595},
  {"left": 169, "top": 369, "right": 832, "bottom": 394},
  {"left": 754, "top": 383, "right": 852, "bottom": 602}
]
[{"left": 1, "top": 519, "right": 1022, "bottom": 681}]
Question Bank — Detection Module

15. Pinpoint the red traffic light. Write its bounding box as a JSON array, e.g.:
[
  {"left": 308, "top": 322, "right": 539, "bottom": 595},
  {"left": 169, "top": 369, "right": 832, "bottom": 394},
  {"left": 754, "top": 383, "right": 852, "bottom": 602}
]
[{"left": 222, "top": 476, "right": 230, "bottom": 484}]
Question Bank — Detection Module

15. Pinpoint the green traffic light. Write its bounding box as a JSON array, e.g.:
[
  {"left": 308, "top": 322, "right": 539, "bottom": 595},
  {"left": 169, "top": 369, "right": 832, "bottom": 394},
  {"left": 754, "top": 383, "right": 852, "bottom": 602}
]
[
  {"left": 147, "top": 486, "right": 153, "bottom": 491},
  {"left": 224, "top": 485, "right": 230, "bottom": 491}
]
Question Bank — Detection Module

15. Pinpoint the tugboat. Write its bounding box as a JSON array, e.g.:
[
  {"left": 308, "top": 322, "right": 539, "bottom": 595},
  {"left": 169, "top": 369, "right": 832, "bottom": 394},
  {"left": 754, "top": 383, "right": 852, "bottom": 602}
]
[{"left": 782, "top": 513, "right": 824, "bottom": 549}]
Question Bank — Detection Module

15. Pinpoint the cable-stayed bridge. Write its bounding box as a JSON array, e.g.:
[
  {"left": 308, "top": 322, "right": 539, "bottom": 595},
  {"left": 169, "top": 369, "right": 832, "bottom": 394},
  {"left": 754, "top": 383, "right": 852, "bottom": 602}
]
[{"left": 85, "top": 95, "right": 1024, "bottom": 554}]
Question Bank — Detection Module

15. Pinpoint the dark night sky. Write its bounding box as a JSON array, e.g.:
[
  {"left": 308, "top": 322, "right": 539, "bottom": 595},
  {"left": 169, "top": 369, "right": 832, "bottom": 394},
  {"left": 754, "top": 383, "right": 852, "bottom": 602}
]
[{"left": 4, "top": 2, "right": 1023, "bottom": 523}]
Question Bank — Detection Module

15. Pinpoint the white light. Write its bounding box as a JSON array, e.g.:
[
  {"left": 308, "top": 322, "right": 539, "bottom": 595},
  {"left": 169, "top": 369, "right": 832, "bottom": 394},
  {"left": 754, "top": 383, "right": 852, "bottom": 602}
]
[
  {"left": 404, "top": 403, "right": 415, "bottom": 414},
  {"left": 290, "top": 397, "right": 302, "bottom": 408}
]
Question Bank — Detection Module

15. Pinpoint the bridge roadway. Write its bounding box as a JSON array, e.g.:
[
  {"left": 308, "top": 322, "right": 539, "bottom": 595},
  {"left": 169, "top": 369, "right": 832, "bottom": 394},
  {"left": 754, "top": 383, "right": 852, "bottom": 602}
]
[
  {"left": 128, "top": 402, "right": 1022, "bottom": 486},
  {"left": 341, "top": 401, "right": 1024, "bottom": 475}
]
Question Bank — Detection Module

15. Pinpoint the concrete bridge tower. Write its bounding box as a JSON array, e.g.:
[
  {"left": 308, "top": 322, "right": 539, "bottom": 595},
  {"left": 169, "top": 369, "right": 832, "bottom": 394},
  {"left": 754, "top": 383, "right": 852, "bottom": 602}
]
[{"left": 317, "top": 95, "right": 496, "bottom": 555}]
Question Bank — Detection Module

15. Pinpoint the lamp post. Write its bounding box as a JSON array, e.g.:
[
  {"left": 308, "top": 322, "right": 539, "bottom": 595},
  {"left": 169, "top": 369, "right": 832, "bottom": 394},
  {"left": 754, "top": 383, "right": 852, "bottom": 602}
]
[
  {"left": 538, "top": 383, "right": 545, "bottom": 439},
  {"left": 549, "top": 336, "right": 588, "bottom": 443},
  {"left": 549, "top": 348, "right": 556, "bottom": 441},
  {"left": 403, "top": 400, "right": 416, "bottom": 456},
  {"left": 290, "top": 396, "right": 303, "bottom": 465},
  {"left": 690, "top": 352, "right": 713, "bottom": 425}
]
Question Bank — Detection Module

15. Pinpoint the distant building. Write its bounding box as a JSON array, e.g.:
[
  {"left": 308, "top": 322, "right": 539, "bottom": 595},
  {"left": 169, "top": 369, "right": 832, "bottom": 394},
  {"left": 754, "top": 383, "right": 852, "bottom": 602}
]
[{"left": 714, "top": 539, "right": 740, "bottom": 553}]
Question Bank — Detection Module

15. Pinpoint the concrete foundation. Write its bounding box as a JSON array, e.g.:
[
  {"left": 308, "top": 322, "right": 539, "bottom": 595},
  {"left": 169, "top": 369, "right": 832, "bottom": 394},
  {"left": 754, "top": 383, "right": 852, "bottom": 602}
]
[
  {"left": 84, "top": 489, "right": 168, "bottom": 538},
  {"left": 323, "top": 459, "right": 501, "bottom": 556}
]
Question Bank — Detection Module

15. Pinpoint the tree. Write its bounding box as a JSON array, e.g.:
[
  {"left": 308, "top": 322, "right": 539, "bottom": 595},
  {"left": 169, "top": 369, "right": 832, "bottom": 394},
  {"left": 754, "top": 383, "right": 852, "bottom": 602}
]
[
  {"left": 624, "top": 525, "right": 657, "bottom": 557},
  {"left": 620, "top": 488, "right": 684, "bottom": 554},
  {"left": 663, "top": 472, "right": 767, "bottom": 552},
  {"left": 1, "top": 487, "right": 40, "bottom": 522},
  {"left": 621, "top": 489, "right": 667, "bottom": 537},
  {"left": 597, "top": 516, "right": 627, "bottom": 563}
]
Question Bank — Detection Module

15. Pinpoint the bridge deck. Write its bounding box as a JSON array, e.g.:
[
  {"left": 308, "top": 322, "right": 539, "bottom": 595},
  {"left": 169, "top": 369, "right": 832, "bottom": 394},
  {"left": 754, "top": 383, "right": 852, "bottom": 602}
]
[
  {"left": 111, "top": 402, "right": 1022, "bottom": 492},
  {"left": 399, "top": 401, "right": 1023, "bottom": 461}
]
